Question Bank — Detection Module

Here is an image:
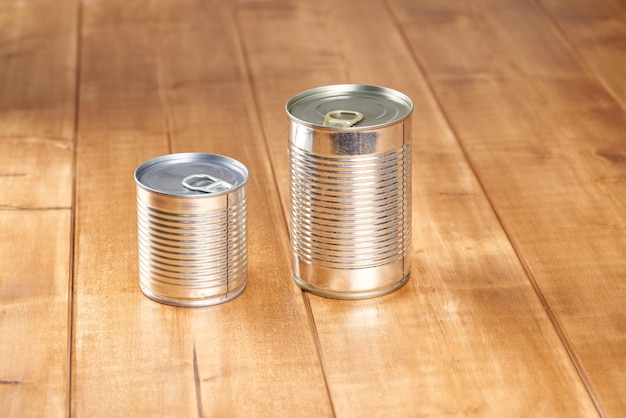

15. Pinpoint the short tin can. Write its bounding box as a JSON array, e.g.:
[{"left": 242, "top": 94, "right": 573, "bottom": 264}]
[
  {"left": 134, "top": 153, "right": 248, "bottom": 307},
  {"left": 286, "top": 84, "right": 413, "bottom": 299}
]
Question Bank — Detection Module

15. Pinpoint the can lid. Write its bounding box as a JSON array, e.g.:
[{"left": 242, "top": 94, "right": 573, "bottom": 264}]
[
  {"left": 286, "top": 84, "right": 413, "bottom": 129},
  {"left": 135, "top": 153, "right": 248, "bottom": 197}
]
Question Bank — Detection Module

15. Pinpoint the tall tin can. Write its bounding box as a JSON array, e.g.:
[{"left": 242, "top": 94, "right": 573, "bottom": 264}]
[
  {"left": 287, "top": 84, "right": 413, "bottom": 299},
  {"left": 134, "top": 153, "right": 248, "bottom": 307}
]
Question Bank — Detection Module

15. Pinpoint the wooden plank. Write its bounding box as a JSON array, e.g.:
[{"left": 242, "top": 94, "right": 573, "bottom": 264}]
[
  {"left": 539, "top": 0, "right": 626, "bottom": 214},
  {"left": 0, "top": 1, "right": 76, "bottom": 417},
  {"left": 540, "top": 0, "right": 626, "bottom": 109},
  {"left": 0, "top": 137, "right": 73, "bottom": 210},
  {"left": 0, "top": 0, "right": 76, "bottom": 209},
  {"left": 237, "top": 0, "right": 598, "bottom": 415},
  {"left": 72, "top": 0, "right": 332, "bottom": 416},
  {"left": 0, "top": 0, "right": 77, "bottom": 141},
  {"left": 0, "top": 211, "right": 71, "bottom": 417},
  {"left": 389, "top": 0, "right": 626, "bottom": 415}
]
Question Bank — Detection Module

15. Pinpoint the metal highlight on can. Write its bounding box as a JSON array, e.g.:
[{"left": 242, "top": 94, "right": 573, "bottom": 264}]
[
  {"left": 286, "top": 84, "right": 413, "bottom": 299},
  {"left": 134, "top": 153, "right": 248, "bottom": 307}
]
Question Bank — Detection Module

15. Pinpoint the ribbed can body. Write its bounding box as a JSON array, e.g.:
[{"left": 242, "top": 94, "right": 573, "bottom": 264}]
[
  {"left": 287, "top": 85, "right": 413, "bottom": 299},
  {"left": 135, "top": 153, "right": 248, "bottom": 307}
]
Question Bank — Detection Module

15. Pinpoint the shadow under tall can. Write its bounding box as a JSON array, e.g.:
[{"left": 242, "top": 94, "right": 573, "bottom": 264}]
[
  {"left": 134, "top": 153, "right": 248, "bottom": 307},
  {"left": 286, "top": 84, "right": 413, "bottom": 299}
]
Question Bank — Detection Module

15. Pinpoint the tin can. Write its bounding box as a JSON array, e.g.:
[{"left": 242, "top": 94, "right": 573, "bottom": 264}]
[
  {"left": 286, "top": 84, "right": 413, "bottom": 299},
  {"left": 134, "top": 153, "right": 248, "bottom": 307}
]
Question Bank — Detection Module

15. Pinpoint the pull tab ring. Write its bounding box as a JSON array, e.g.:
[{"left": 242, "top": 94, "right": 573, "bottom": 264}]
[
  {"left": 182, "top": 174, "right": 233, "bottom": 194},
  {"left": 323, "top": 110, "right": 364, "bottom": 128}
]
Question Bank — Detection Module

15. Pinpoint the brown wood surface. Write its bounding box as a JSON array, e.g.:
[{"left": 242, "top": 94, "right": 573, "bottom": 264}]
[
  {"left": 1, "top": 0, "right": 624, "bottom": 416},
  {"left": 388, "top": 0, "right": 626, "bottom": 414},
  {"left": 0, "top": 1, "right": 77, "bottom": 416},
  {"left": 71, "top": 0, "right": 330, "bottom": 416}
]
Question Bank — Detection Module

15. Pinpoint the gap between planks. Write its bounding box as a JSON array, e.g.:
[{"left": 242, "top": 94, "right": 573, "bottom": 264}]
[{"left": 67, "top": 0, "right": 84, "bottom": 415}]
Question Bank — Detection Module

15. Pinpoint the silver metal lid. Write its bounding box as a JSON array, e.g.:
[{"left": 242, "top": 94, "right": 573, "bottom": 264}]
[
  {"left": 286, "top": 84, "right": 413, "bottom": 129},
  {"left": 135, "top": 153, "right": 248, "bottom": 197}
]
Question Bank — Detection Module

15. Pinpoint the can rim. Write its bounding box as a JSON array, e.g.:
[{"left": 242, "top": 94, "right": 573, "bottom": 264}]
[
  {"left": 285, "top": 84, "right": 413, "bottom": 130},
  {"left": 134, "top": 152, "right": 249, "bottom": 198}
]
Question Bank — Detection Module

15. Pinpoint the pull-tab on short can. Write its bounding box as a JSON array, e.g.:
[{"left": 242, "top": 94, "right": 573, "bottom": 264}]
[
  {"left": 286, "top": 84, "right": 413, "bottom": 299},
  {"left": 134, "top": 153, "right": 248, "bottom": 307}
]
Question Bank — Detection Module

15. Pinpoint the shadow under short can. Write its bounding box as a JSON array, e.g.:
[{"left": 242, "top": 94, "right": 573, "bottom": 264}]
[
  {"left": 134, "top": 153, "right": 248, "bottom": 307},
  {"left": 286, "top": 84, "right": 413, "bottom": 299}
]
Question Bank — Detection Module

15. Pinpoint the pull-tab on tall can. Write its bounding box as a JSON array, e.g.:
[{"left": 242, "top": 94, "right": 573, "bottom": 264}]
[
  {"left": 287, "top": 84, "right": 413, "bottom": 299},
  {"left": 134, "top": 153, "right": 248, "bottom": 307}
]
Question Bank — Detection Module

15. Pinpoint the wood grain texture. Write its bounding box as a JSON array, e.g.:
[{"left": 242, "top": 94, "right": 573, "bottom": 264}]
[
  {"left": 0, "top": 1, "right": 77, "bottom": 416},
  {"left": 540, "top": 0, "right": 626, "bottom": 109},
  {"left": 71, "top": 0, "right": 332, "bottom": 416},
  {"left": 0, "top": 211, "right": 71, "bottom": 417},
  {"left": 237, "top": 0, "right": 599, "bottom": 415},
  {"left": 1, "top": 0, "right": 624, "bottom": 416},
  {"left": 0, "top": 0, "right": 77, "bottom": 141},
  {"left": 540, "top": 0, "right": 626, "bottom": 220},
  {"left": 0, "top": 137, "right": 73, "bottom": 210},
  {"left": 389, "top": 0, "right": 626, "bottom": 414}
]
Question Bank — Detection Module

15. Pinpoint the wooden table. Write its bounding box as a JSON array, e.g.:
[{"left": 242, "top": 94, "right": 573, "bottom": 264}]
[{"left": 1, "top": 0, "right": 624, "bottom": 416}]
